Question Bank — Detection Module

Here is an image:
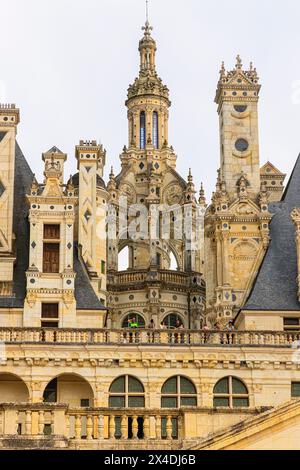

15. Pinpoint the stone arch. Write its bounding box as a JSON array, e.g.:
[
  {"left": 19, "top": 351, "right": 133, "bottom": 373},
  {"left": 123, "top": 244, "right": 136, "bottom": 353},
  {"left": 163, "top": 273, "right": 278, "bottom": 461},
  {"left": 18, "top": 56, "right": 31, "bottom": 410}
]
[
  {"left": 121, "top": 312, "right": 146, "bottom": 328},
  {"left": 161, "top": 375, "right": 197, "bottom": 407},
  {"left": 213, "top": 375, "right": 249, "bottom": 408},
  {"left": 161, "top": 312, "right": 186, "bottom": 328},
  {"left": 42, "top": 373, "right": 95, "bottom": 407},
  {"left": 0, "top": 373, "right": 30, "bottom": 403},
  {"left": 166, "top": 242, "right": 181, "bottom": 270},
  {"left": 118, "top": 240, "right": 149, "bottom": 271}
]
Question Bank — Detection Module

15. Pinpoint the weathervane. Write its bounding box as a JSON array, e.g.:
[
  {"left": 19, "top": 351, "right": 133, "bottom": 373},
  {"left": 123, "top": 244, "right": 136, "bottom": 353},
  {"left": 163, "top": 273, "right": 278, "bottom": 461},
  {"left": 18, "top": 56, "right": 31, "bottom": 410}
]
[{"left": 142, "top": 0, "right": 153, "bottom": 37}]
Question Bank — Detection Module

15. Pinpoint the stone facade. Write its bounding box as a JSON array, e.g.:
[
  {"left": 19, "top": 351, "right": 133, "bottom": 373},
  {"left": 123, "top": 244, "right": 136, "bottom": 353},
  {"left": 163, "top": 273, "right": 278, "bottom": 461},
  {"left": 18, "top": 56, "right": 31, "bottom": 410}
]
[{"left": 0, "top": 20, "right": 300, "bottom": 451}]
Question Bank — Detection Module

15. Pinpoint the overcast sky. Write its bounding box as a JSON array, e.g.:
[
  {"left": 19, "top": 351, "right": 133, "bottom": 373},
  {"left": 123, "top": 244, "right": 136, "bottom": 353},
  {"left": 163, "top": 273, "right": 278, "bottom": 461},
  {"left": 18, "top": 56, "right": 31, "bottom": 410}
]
[{"left": 1, "top": 0, "right": 300, "bottom": 199}]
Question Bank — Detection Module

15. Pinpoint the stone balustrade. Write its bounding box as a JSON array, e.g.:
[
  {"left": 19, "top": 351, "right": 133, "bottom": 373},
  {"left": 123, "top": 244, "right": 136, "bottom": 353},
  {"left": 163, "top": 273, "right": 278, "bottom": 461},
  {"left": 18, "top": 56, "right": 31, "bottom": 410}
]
[
  {"left": 108, "top": 269, "right": 203, "bottom": 290},
  {"left": 108, "top": 270, "right": 148, "bottom": 285},
  {"left": 0, "top": 404, "right": 180, "bottom": 443},
  {"left": 0, "top": 327, "right": 299, "bottom": 347},
  {"left": 66, "top": 408, "right": 180, "bottom": 441}
]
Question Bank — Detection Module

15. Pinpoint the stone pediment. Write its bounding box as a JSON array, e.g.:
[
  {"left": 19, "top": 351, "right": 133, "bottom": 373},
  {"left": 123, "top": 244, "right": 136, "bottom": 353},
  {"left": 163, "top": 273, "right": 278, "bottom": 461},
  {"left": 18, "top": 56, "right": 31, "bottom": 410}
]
[
  {"left": 225, "top": 71, "right": 255, "bottom": 88},
  {"left": 229, "top": 198, "right": 261, "bottom": 216},
  {"left": 260, "top": 161, "right": 285, "bottom": 176}
]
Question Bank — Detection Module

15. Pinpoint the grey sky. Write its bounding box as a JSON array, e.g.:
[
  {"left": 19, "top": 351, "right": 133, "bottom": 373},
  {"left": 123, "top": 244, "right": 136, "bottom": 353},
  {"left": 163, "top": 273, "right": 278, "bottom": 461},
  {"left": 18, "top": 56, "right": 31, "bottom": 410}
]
[{"left": 1, "top": 0, "right": 300, "bottom": 199}]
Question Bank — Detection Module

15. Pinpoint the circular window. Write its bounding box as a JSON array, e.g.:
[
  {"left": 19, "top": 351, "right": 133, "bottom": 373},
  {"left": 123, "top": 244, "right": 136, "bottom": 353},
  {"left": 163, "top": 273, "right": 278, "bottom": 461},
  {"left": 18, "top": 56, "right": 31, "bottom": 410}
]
[
  {"left": 234, "top": 105, "right": 247, "bottom": 113},
  {"left": 235, "top": 138, "right": 249, "bottom": 152}
]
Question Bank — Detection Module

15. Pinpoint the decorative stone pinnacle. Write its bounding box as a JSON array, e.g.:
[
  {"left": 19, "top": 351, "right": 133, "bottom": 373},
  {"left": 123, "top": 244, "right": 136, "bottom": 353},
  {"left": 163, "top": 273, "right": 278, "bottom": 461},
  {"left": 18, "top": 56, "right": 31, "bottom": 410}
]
[
  {"left": 142, "top": 20, "right": 153, "bottom": 39},
  {"left": 236, "top": 55, "right": 242, "bottom": 69},
  {"left": 199, "top": 182, "right": 206, "bottom": 206},
  {"left": 220, "top": 61, "right": 225, "bottom": 77},
  {"left": 109, "top": 166, "right": 115, "bottom": 179}
]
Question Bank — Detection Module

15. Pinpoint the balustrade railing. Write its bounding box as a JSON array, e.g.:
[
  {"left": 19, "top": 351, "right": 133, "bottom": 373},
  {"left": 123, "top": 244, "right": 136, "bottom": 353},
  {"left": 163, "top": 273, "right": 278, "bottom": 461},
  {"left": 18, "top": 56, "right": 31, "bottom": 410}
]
[
  {"left": 66, "top": 409, "right": 180, "bottom": 441},
  {"left": 0, "top": 327, "right": 299, "bottom": 347},
  {"left": 108, "top": 269, "right": 199, "bottom": 288},
  {"left": 0, "top": 404, "right": 180, "bottom": 442}
]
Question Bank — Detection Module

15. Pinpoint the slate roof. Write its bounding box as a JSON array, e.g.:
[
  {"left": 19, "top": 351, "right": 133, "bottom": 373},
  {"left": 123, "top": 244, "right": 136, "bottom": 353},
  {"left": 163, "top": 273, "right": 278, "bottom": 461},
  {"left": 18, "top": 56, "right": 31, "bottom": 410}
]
[
  {"left": 45, "top": 146, "right": 64, "bottom": 154},
  {"left": 71, "top": 172, "right": 106, "bottom": 190},
  {"left": 0, "top": 142, "right": 33, "bottom": 308},
  {"left": 0, "top": 142, "right": 105, "bottom": 312},
  {"left": 73, "top": 244, "right": 106, "bottom": 311},
  {"left": 243, "top": 154, "right": 300, "bottom": 312}
]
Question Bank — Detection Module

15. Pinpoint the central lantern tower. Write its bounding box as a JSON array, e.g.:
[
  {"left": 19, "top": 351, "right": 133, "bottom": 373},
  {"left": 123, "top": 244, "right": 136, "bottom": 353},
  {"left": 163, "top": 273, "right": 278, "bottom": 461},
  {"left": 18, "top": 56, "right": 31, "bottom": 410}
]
[{"left": 106, "top": 22, "right": 206, "bottom": 330}]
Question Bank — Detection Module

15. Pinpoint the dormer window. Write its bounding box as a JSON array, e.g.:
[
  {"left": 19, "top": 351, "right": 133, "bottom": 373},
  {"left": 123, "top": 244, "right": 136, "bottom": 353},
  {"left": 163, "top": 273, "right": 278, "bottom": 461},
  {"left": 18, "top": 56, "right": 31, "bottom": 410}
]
[{"left": 43, "top": 224, "right": 60, "bottom": 273}]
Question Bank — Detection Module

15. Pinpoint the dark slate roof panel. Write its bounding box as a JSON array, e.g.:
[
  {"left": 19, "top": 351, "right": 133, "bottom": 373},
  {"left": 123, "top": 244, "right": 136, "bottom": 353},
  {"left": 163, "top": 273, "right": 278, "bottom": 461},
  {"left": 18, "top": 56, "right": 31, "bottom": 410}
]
[
  {"left": 45, "top": 146, "right": 64, "bottom": 154},
  {"left": 71, "top": 172, "right": 106, "bottom": 190},
  {"left": 73, "top": 245, "right": 106, "bottom": 311},
  {"left": 244, "top": 154, "right": 300, "bottom": 311},
  {"left": 0, "top": 142, "right": 33, "bottom": 308}
]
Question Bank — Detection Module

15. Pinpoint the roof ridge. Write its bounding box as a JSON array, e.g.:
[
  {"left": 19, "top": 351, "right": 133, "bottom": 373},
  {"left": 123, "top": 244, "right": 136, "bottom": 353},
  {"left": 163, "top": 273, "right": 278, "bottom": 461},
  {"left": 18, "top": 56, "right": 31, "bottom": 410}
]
[{"left": 282, "top": 153, "right": 300, "bottom": 203}]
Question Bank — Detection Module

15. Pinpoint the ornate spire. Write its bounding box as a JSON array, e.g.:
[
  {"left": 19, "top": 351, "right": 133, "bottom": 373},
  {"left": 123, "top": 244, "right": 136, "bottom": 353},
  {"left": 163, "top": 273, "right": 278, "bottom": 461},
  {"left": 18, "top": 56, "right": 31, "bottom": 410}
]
[
  {"left": 109, "top": 166, "right": 115, "bottom": 180},
  {"left": 198, "top": 182, "right": 206, "bottom": 206},
  {"left": 184, "top": 169, "right": 196, "bottom": 203},
  {"left": 107, "top": 166, "right": 117, "bottom": 192},
  {"left": 126, "top": 17, "right": 170, "bottom": 104}
]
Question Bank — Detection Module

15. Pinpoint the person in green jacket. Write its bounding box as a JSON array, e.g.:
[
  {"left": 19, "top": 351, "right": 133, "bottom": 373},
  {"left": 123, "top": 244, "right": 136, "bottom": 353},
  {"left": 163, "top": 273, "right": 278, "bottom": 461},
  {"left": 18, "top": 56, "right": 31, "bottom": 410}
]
[{"left": 128, "top": 316, "right": 139, "bottom": 328}]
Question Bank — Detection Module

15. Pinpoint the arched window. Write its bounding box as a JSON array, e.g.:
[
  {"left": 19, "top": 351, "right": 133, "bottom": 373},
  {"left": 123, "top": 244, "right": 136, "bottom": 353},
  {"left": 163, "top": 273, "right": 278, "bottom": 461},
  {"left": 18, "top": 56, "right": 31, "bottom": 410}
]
[
  {"left": 213, "top": 376, "right": 249, "bottom": 408},
  {"left": 161, "top": 376, "right": 197, "bottom": 408},
  {"left": 169, "top": 251, "right": 178, "bottom": 270},
  {"left": 109, "top": 375, "right": 145, "bottom": 408},
  {"left": 163, "top": 313, "right": 184, "bottom": 329},
  {"left": 122, "top": 313, "right": 145, "bottom": 328},
  {"left": 152, "top": 111, "right": 159, "bottom": 149},
  {"left": 43, "top": 378, "right": 57, "bottom": 403},
  {"left": 118, "top": 245, "right": 132, "bottom": 271},
  {"left": 140, "top": 111, "right": 146, "bottom": 149}
]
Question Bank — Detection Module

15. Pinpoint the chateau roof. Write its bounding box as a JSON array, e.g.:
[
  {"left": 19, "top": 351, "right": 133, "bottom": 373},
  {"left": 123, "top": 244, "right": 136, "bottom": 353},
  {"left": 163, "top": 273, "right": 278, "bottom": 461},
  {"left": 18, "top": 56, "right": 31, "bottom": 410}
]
[
  {"left": 73, "top": 244, "right": 106, "bottom": 311},
  {"left": 0, "top": 142, "right": 34, "bottom": 308},
  {"left": 71, "top": 171, "right": 106, "bottom": 190},
  {"left": 0, "top": 143, "right": 105, "bottom": 312},
  {"left": 243, "top": 154, "right": 300, "bottom": 312},
  {"left": 45, "top": 146, "right": 64, "bottom": 154}
]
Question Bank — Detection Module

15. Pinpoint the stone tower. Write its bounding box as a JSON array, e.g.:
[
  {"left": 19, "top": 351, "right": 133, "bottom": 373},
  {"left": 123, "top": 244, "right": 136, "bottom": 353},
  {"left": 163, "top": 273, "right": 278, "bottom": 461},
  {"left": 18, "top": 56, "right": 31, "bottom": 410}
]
[
  {"left": 106, "top": 22, "right": 205, "bottom": 329},
  {"left": 205, "top": 57, "right": 276, "bottom": 326},
  {"left": 215, "top": 56, "right": 261, "bottom": 199},
  {"left": 75, "top": 140, "right": 108, "bottom": 304},
  {"left": 0, "top": 104, "right": 20, "bottom": 296}
]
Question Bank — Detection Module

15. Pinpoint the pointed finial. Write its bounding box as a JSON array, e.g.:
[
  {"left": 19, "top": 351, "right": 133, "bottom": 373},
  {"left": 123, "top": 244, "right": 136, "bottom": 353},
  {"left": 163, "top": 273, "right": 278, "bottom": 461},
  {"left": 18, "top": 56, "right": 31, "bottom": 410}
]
[
  {"left": 220, "top": 61, "right": 225, "bottom": 77},
  {"left": 236, "top": 54, "right": 242, "bottom": 69},
  {"left": 142, "top": 1, "right": 153, "bottom": 39},
  {"left": 199, "top": 182, "right": 206, "bottom": 206},
  {"left": 188, "top": 168, "right": 193, "bottom": 182},
  {"left": 109, "top": 166, "right": 115, "bottom": 179}
]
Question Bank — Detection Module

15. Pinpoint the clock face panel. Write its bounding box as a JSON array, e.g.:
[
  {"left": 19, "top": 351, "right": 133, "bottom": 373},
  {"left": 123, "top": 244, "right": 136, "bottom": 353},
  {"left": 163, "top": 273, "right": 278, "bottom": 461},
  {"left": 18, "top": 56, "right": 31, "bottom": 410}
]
[{"left": 235, "top": 138, "right": 249, "bottom": 152}]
